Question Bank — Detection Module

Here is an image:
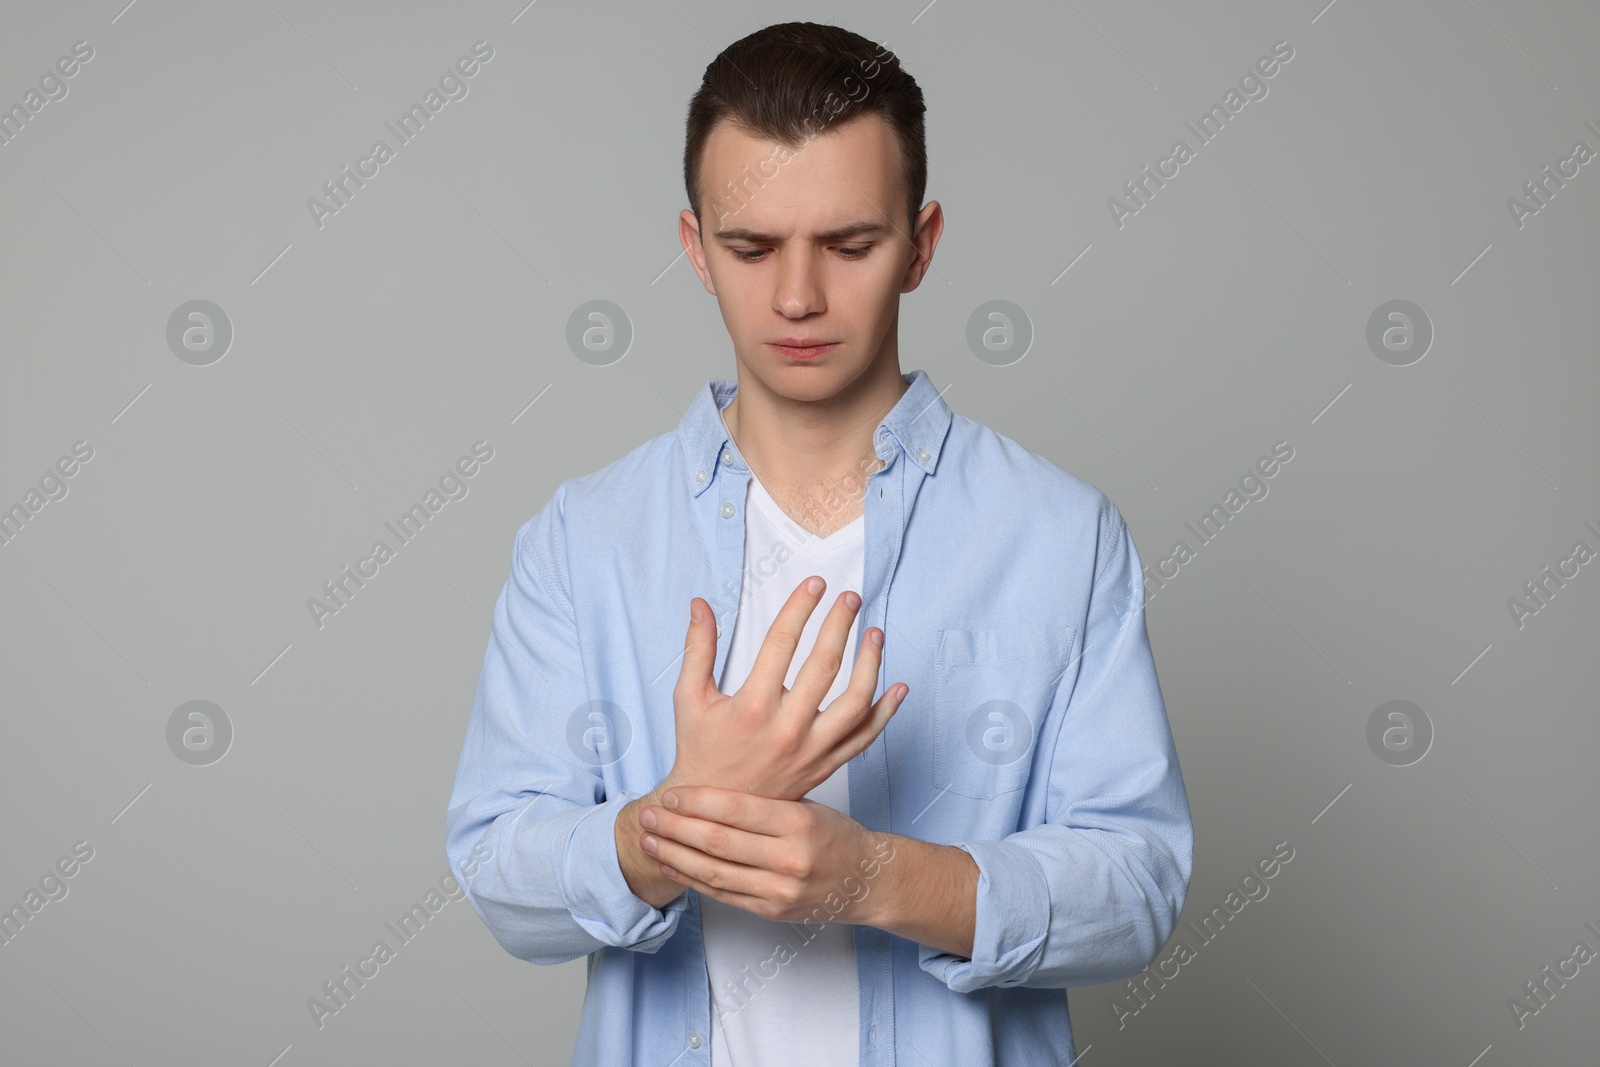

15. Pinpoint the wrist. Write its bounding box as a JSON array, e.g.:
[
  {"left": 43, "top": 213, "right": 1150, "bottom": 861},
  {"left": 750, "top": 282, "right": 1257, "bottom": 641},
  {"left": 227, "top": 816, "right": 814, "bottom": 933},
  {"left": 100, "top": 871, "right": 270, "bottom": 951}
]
[{"left": 616, "top": 789, "right": 685, "bottom": 909}]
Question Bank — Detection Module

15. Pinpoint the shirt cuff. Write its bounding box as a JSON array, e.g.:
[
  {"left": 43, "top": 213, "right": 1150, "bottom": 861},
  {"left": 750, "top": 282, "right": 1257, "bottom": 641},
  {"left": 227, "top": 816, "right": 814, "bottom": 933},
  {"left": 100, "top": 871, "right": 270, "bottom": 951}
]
[
  {"left": 558, "top": 789, "right": 689, "bottom": 953},
  {"left": 917, "top": 840, "right": 1051, "bottom": 992}
]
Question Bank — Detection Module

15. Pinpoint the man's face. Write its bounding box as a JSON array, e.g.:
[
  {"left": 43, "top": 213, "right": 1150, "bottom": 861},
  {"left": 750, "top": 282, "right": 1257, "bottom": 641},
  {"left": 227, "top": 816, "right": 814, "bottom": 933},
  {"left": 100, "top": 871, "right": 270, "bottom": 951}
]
[{"left": 681, "top": 113, "right": 941, "bottom": 404}]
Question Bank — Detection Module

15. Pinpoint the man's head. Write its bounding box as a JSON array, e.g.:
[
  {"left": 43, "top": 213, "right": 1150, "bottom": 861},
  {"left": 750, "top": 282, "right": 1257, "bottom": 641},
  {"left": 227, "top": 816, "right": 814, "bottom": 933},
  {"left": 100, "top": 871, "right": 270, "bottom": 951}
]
[{"left": 680, "top": 22, "right": 942, "bottom": 405}]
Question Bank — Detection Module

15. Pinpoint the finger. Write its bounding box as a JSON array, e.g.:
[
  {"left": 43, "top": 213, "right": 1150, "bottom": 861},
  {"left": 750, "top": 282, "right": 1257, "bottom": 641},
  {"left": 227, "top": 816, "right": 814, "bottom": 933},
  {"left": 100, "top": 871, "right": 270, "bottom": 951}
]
[
  {"left": 742, "top": 576, "right": 827, "bottom": 704},
  {"left": 661, "top": 786, "right": 792, "bottom": 836},
  {"left": 813, "top": 625, "right": 889, "bottom": 749},
  {"left": 675, "top": 597, "right": 718, "bottom": 704},
  {"left": 643, "top": 832, "right": 771, "bottom": 898},
  {"left": 658, "top": 863, "right": 775, "bottom": 918},
  {"left": 642, "top": 808, "right": 785, "bottom": 870},
  {"left": 784, "top": 589, "right": 862, "bottom": 720},
  {"left": 829, "top": 677, "right": 910, "bottom": 766}
]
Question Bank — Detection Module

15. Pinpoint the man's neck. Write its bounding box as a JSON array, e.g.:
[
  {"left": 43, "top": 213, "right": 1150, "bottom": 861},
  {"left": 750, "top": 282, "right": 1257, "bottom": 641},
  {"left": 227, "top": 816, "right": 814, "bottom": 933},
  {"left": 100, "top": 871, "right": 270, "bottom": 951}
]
[{"left": 721, "top": 359, "right": 909, "bottom": 538}]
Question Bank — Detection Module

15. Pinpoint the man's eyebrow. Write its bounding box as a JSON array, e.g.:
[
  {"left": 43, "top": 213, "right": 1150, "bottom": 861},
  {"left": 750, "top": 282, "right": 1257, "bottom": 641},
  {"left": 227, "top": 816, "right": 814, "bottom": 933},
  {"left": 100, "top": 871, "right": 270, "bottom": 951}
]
[{"left": 713, "top": 221, "right": 893, "bottom": 243}]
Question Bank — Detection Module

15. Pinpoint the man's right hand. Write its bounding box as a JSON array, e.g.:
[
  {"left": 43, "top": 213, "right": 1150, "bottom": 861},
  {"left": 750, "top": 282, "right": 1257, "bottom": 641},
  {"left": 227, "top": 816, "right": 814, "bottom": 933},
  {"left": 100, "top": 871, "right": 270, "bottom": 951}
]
[{"left": 666, "top": 575, "right": 906, "bottom": 800}]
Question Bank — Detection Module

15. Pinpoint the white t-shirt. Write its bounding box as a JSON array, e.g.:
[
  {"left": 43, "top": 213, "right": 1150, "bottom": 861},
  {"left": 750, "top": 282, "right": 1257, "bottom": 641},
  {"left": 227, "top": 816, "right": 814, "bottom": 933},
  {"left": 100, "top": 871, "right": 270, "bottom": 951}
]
[{"left": 702, "top": 466, "right": 865, "bottom": 1067}]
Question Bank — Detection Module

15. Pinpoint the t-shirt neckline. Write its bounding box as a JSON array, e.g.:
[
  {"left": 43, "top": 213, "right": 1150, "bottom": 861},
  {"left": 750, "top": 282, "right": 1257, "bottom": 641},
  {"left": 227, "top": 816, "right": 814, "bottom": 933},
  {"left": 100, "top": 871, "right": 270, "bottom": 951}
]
[{"left": 746, "top": 470, "right": 864, "bottom": 552}]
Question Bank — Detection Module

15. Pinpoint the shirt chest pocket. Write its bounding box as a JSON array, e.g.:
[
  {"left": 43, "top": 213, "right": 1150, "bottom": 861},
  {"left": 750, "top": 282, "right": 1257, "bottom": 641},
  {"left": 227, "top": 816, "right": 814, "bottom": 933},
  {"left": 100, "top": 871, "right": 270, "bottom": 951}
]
[{"left": 932, "top": 625, "right": 1074, "bottom": 800}]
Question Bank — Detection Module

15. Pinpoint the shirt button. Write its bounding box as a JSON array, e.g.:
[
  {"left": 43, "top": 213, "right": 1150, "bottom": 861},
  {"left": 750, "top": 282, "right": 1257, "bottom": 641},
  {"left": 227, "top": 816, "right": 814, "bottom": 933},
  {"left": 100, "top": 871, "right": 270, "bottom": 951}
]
[
  {"left": 695, "top": 469, "right": 708, "bottom": 482},
  {"left": 721, "top": 449, "right": 733, "bottom": 465},
  {"left": 720, "top": 502, "right": 735, "bottom": 519},
  {"left": 687, "top": 1032, "right": 702, "bottom": 1048},
  {"left": 917, "top": 448, "right": 930, "bottom": 463},
  {"left": 868, "top": 1024, "right": 876, "bottom": 1043}
]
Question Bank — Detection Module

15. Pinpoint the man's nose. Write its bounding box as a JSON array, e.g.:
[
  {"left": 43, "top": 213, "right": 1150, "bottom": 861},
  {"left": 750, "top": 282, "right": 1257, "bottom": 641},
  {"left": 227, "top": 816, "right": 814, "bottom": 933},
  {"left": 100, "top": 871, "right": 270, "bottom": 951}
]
[{"left": 773, "top": 250, "right": 826, "bottom": 316}]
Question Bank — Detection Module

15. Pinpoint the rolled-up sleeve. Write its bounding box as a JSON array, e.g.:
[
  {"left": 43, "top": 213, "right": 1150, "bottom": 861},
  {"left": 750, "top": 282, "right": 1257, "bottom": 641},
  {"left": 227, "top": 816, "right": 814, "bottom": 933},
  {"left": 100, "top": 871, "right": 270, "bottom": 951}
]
[
  {"left": 445, "top": 491, "right": 687, "bottom": 965},
  {"left": 919, "top": 502, "right": 1193, "bottom": 992}
]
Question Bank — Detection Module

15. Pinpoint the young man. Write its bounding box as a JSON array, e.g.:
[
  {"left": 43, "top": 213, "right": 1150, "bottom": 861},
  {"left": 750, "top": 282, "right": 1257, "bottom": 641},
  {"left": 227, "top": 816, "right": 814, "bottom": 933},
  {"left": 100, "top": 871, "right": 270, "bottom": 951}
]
[{"left": 446, "top": 21, "right": 1192, "bottom": 1067}]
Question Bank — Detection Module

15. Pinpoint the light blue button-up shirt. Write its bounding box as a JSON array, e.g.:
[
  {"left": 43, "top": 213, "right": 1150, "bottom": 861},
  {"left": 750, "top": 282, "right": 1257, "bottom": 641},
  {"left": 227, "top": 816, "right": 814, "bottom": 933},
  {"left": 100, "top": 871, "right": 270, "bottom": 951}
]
[{"left": 445, "top": 367, "right": 1193, "bottom": 1066}]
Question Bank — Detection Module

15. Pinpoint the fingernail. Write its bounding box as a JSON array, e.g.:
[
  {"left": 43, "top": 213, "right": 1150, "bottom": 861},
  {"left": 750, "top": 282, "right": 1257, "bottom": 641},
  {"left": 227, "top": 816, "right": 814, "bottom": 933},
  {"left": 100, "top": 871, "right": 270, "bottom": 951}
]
[
  {"left": 640, "top": 808, "right": 657, "bottom": 828},
  {"left": 846, "top": 591, "right": 861, "bottom": 610},
  {"left": 664, "top": 791, "right": 679, "bottom": 809},
  {"left": 870, "top": 628, "right": 883, "bottom": 647},
  {"left": 807, "top": 576, "right": 824, "bottom": 594},
  {"left": 691, "top": 600, "right": 703, "bottom": 623}
]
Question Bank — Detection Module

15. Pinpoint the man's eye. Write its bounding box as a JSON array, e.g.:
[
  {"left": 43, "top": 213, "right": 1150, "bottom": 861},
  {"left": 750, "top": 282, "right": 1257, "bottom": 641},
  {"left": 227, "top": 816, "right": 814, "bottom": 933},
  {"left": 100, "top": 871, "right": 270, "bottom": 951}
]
[{"left": 730, "top": 246, "right": 871, "bottom": 262}]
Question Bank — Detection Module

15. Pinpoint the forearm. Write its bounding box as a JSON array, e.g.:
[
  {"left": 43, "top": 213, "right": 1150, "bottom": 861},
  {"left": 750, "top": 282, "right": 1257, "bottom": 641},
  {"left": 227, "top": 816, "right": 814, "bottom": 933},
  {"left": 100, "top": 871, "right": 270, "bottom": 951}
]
[
  {"left": 616, "top": 784, "right": 690, "bottom": 909},
  {"left": 863, "top": 832, "right": 978, "bottom": 959}
]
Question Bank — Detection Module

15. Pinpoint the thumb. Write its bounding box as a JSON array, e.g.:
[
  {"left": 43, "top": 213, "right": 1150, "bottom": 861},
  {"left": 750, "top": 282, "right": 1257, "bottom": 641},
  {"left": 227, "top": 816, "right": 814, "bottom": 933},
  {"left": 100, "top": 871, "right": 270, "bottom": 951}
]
[{"left": 678, "top": 597, "right": 718, "bottom": 700}]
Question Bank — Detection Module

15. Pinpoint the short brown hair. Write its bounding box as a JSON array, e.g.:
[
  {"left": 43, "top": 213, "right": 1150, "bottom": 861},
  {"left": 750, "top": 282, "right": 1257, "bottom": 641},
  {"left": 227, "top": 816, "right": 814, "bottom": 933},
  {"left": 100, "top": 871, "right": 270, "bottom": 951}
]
[{"left": 684, "top": 22, "right": 927, "bottom": 237}]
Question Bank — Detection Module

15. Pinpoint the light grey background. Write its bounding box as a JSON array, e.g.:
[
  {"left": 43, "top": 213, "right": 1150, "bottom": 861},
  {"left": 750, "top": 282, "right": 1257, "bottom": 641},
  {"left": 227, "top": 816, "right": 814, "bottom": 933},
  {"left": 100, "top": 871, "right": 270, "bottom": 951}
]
[{"left": 3, "top": 1, "right": 1597, "bottom": 1063}]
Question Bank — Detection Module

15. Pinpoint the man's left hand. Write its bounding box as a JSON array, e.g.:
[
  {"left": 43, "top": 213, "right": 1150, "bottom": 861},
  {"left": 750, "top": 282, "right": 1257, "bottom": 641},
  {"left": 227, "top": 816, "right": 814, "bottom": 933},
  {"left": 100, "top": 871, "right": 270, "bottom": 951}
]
[{"left": 637, "top": 786, "right": 897, "bottom": 925}]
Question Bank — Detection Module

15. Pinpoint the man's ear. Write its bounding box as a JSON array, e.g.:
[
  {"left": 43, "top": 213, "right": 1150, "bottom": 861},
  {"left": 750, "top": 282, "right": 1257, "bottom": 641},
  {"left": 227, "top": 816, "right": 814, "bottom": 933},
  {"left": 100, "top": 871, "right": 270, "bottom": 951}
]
[
  {"left": 900, "top": 200, "right": 944, "bottom": 294},
  {"left": 680, "top": 208, "right": 718, "bottom": 296}
]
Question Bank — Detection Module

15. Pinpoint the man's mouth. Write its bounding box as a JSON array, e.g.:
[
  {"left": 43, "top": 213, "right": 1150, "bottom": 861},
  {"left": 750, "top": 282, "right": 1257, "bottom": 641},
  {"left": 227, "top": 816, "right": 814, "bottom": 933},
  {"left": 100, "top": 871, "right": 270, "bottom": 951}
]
[{"left": 768, "top": 340, "right": 839, "bottom": 359}]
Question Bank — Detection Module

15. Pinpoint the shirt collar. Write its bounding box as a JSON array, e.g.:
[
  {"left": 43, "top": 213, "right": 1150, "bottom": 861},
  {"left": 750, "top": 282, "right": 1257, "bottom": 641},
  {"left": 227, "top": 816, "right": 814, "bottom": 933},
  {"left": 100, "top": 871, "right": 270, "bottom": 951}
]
[{"left": 678, "top": 367, "right": 952, "bottom": 497}]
